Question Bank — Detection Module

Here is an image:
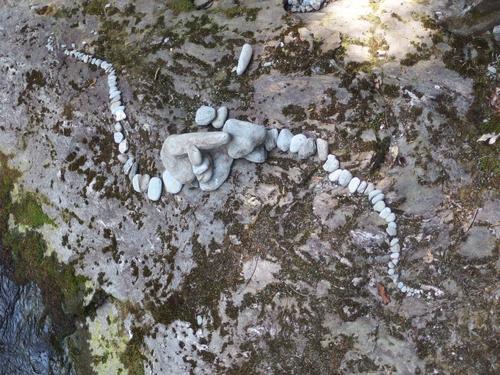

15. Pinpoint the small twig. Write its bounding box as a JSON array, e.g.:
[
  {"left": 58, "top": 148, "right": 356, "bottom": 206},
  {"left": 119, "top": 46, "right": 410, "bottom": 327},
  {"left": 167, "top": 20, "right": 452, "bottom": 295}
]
[
  {"left": 245, "top": 257, "right": 259, "bottom": 287},
  {"left": 154, "top": 67, "right": 160, "bottom": 81},
  {"left": 465, "top": 208, "right": 479, "bottom": 233}
]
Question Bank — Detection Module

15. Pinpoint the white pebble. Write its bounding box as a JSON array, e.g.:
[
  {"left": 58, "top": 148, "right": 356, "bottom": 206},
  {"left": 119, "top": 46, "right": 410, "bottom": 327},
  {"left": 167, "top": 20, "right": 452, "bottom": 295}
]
[
  {"left": 368, "top": 189, "right": 381, "bottom": 200},
  {"left": 236, "top": 43, "right": 253, "bottom": 75},
  {"left": 132, "top": 174, "right": 141, "bottom": 192},
  {"left": 371, "top": 193, "right": 384, "bottom": 205},
  {"left": 316, "top": 138, "right": 328, "bottom": 161},
  {"left": 162, "top": 170, "right": 183, "bottom": 194},
  {"left": 114, "top": 123, "right": 123, "bottom": 132},
  {"left": 147, "top": 177, "right": 163, "bottom": 201},
  {"left": 379, "top": 207, "right": 391, "bottom": 220},
  {"left": 364, "top": 183, "right": 375, "bottom": 195},
  {"left": 390, "top": 252, "right": 399, "bottom": 260},
  {"left": 347, "top": 177, "right": 360, "bottom": 193},
  {"left": 338, "top": 169, "right": 352, "bottom": 187},
  {"left": 385, "top": 213, "right": 396, "bottom": 223},
  {"left": 328, "top": 169, "right": 342, "bottom": 182},
  {"left": 391, "top": 244, "right": 400, "bottom": 253},
  {"left": 113, "top": 132, "right": 124, "bottom": 144},
  {"left": 373, "top": 200, "right": 385, "bottom": 212},
  {"left": 322, "top": 154, "right": 339, "bottom": 172},
  {"left": 289, "top": 134, "right": 307, "bottom": 153},
  {"left": 119, "top": 139, "right": 129, "bottom": 153},
  {"left": 390, "top": 238, "right": 399, "bottom": 246},
  {"left": 357, "top": 181, "right": 367, "bottom": 194},
  {"left": 212, "top": 106, "right": 228, "bottom": 129}
]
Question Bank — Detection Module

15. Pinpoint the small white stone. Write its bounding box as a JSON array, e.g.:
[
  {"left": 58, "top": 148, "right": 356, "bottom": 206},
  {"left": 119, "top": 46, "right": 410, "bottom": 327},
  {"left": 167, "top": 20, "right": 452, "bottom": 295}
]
[
  {"left": 390, "top": 238, "right": 399, "bottom": 246},
  {"left": 316, "top": 138, "right": 328, "bottom": 161},
  {"left": 322, "top": 154, "right": 339, "bottom": 172},
  {"left": 265, "top": 128, "right": 279, "bottom": 151},
  {"left": 385, "top": 213, "right": 396, "bottom": 223},
  {"left": 114, "top": 123, "right": 122, "bottom": 132},
  {"left": 371, "top": 193, "right": 384, "bottom": 205},
  {"left": 328, "top": 169, "right": 342, "bottom": 182},
  {"left": 195, "top": 106, "right": 216, "bottom": 126},
  {"left": 147, "top": 177, "right": 163, "bottom": 201},
  {"left": 132, "top": 174, "right": 141, "bottom": 192},
  {"left": 162, "top": 170, "right": 183, "bottom": 194},
  {"left": 388, "top": 261, "right": 395, "bottom": 269},
  {"left": 379, "top": 207, "right": 391, "bottom": 220},
  {"left": 373, "top": 200, "right": 385, "bottom": 212},
  {"left": 391, "top": 244, "right": 400, "bottom": 253},
  {"left": 289, "top": 134, "right": 307, "bottom": 153},
  {"left": 123, "top": 157, "right": 135, "bottom": 174},
  {"left": 115, "top": 109, "right": 126, "bottom": 122},
  {"left": 391, "top": 252, "right": 399, "bottom": 260},
  {"left": 402, "top": 286, "right": 408, "bottom": 293},
  {"left": 212, "top": 106, "right": 228, "bottom": 128},
  {"left": 357, "top": 181, "right": 367, "bottom": 194},
  {"left": 347, "top": 177, "right": 360, "bottom": 193},
  {"left": 386, "top": 222, "right": 397, "bottom": 237},
  {"left": 119, "top": 139, "right": 129, "bottom": 153},
  {"left": 236, "top": 43, "right": 253, "bottom": 75},
  {"left": 397, "top": 282, "right": 404, "bottom": 289},
  {"left": 388, "top": 268, "right": 395, "bottom": 275},
  {"left": 113, "top": 132, "right": 124, "bottom": 144},
  {"left": 277, "top": 129, "right": 293, "bottom": 151},
  {"left": 117, "top": 154, "right": 128, "bottom": 163},
  {"left": 338, "top": 169, "right": 352, "bottom": 187},
  {"left": 364, "top": 183, "right": 375, "bottom": 195}
]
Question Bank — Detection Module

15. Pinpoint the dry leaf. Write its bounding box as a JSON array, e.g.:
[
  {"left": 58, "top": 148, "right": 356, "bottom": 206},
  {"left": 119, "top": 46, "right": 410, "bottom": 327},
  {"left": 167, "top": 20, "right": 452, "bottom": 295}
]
[
  {"left": 423, "top": 249, "right": 434, "bottom": 264},
  {"left": 377, "top": 283, "right": 391, "bottom": 305}
]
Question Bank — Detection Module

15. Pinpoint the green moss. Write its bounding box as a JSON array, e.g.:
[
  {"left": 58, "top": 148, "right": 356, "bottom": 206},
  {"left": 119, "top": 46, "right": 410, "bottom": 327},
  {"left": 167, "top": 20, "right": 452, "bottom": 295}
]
[
  {"left": 0, "top": 151, "right": 89, "bottom": 347},
  {"left": 168, "top": 0, "right": 195, "bottom": 13},
  {"left": 282, "top": 104, "right": 307, "bottom": 122},
  {"left": 12, "top": 192, "right": 56, "bottom": 228},
  {"left": 216, "top": 6, "right": 260, "bottom": 21},
  {"left": 83, "top": 0, "right": 108, "bottom": 16}
]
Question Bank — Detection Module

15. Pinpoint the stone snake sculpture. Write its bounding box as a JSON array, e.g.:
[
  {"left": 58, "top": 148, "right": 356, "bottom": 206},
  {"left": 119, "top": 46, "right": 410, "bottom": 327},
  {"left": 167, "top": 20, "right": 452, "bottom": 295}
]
[{"left": 46, "top": 31, "right": 431, "bottom": 298}]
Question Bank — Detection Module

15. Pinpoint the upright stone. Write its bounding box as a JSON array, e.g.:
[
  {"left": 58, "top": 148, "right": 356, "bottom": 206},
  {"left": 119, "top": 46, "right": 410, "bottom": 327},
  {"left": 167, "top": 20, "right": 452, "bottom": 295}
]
[{"left": 236, "top": 43, "right": 253, "bottom": 75}]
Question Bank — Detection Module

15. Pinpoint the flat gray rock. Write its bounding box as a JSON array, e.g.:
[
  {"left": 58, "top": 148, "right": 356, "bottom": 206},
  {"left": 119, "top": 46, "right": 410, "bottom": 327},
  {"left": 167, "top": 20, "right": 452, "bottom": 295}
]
[
  {"left": 212, "top": 106, "right": 228, "bottom": 129},
  {"left": 195, "top": 106, "right": 216, "bottom": 126},
  {"left": 277, "top": 129, "right": 293, "bottom": 151},
  {"left": 223, "top": 119, "right": 266, "bottom": 159},
  {"left": 289, "top": 134, "right": 307, "bottom": 153},
  {"left": 236, "top": 43, "right": 253, "bottom": 75},
  {"left": 162, "top": 170, "right": 183, "bottom": 194},
  {"left": 147, "top": 177, "right": 163, "bottom": 201}
]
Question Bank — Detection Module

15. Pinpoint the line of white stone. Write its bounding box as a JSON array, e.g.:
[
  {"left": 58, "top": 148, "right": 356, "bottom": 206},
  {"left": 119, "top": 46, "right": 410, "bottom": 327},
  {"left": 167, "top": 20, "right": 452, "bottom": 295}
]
[{"left": 47, "top": 37, "right": 422, "bottom": 297}]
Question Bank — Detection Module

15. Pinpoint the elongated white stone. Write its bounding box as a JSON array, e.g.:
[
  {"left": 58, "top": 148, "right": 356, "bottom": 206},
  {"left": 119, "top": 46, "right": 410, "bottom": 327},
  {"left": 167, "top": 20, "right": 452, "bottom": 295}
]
[
  {"left": 348, "top": 177, "right": 360, "bottom": 193},
  {"left": 379, "top": 207, "right": 391, "bottom": 219},
  {"left": 391, "top": 252, "right": 400, "bottom": 260},
  {"left": 386, "top": 222, "right": 397, "bottom": 236},
  {"left": 115, "top": 109, "right": 126, "bottom": 121},
  {"left": 357, "top": 181, "right": 367, "bottom": 194},
  {"left": 277, "top": 129, "right": 293, "bottom": 151},
  {"left": 338, "top": 169, "right": 352, "bottom": 187},
  {"left": 119, "top": 139, "right": 128, "bottom": 153},
  {"left": 316, "top": 138, "right": 328, "bottom": 161},
  {"left": 147, "top": 177, "right": 162, "bottom": 201},
  {"left": 364, "top": 183, "right": 375, "bottom": 195},
  {"left": 162, "top": 170, "right": 183, "bottom": 194},
  {"left": 373, "top": 200, "right": 385, "bottom": 212},
  {"left": 323, "top": 154, "right": 339, "bottom": 172},
  {"left": 132, "top": 174, "right": 141, "bottom": 192},
  {"left": 236, "top": 43, "right": 253, "bottom": 75},
  {"left": 390, "top": 238, "right": 399, "bottom": 246},
  {"left": 123, "top": 157, "right": 134, "bottom": 174},
  {"left": 328, "top": 169, "right": 342, "bottom": 182}
]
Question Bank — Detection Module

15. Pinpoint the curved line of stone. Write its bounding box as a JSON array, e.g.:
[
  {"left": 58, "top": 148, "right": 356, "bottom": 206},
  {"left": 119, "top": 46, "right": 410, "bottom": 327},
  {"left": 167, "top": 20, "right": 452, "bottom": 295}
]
[
  {"left": 285, "top": 0, "right": 330, "bottom": 13},
  {"left": 46, "top": 35, "right": 424, "bottom": 298}
]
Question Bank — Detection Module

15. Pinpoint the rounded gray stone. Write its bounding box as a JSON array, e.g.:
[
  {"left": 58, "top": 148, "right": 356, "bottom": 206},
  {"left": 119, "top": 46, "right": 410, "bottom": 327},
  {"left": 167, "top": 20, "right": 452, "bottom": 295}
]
[
  {"left": 338, "top": 169, "right": 352, "bottom": 187},
  {"left": 139, "top": 174, "right": 150, "bottom": 192},
  {"left": 113, "top": 132, "right": 124, "bottom": 144},
  {"left": 379, "top": 207, "right": 391, "bottom": 219},
  {"left": 357, "top": 180, "right": 367, "bottom": 194},
  {"left": 316, "top": 138, "right": 328, "bottom": 161},
  {"left": 328, "top": 169, "right": 342, "bottom": 182},
  {"left": 289, "top": 134, "right": 307, "bottom": 153},
  {"left": 277, "top": 129, "right": 293, "bottom": 151},
  {"left": 322, "top": 155, "right": 339, "bottom": 172},
  {"left": 132, "top": 174, "right": 141, "bottom": 193},
  {"left": 373, "top": 200, "right": 385, "bottom": 212},
  {"left": 298, "top": 138, "right": 316, "bottom": 159},
  {"left": 371, "top": 193, "right": 385, "bottom": 205},
  {"left": 265, "top": 129, "right": 279, "bottom": 151},
  {"left": 195, "top": 106, "right": 216, "bottom": 126}
]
